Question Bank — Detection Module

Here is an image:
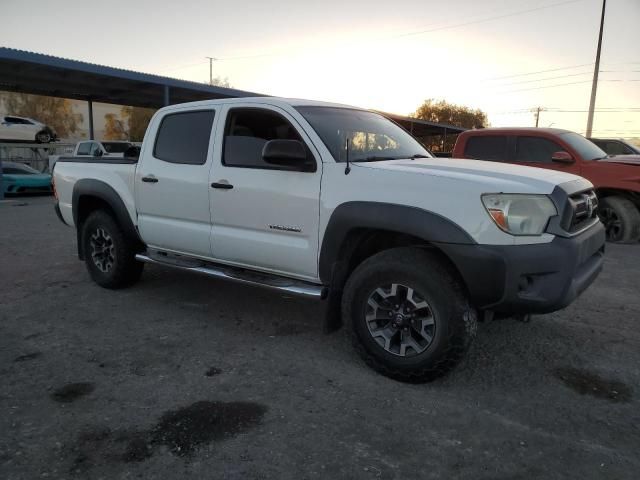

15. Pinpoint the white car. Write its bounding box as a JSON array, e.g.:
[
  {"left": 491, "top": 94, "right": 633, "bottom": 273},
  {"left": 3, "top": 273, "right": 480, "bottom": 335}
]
[
  {"left": 52, "top": 97, "right": 605, "bottom": 382},
  {"left": 0, "top": 115, "right": 56, "bottom": 143}
]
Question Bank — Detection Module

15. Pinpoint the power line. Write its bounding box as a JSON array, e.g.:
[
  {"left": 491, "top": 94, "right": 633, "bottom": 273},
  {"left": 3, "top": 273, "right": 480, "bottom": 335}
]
[
  {"left": 393, "top": 0, "right": 585, "bottom": 39},
  {"left": 491, "top": 70, "right": 594, "bottom": 87},
  {"left": 497, "top": 78, "right": 639, "bottom": 94},
  {"left": 482, "top": 64, "right": 638, "bottom": 83},
  {"left": 482, "top": 63, "right": 593, "bottom": 81},
  {"left": 160, "top": 60, "right": 208, "bottom": 73},
  {"left": 491, "top": 109, "right": 640, "bottom": 115},
  {"left": 165, "top": 0, "right": 589, "bottom": 68},
  {"left": 492, "top": 70, "right": 637, "bottom": 88}
]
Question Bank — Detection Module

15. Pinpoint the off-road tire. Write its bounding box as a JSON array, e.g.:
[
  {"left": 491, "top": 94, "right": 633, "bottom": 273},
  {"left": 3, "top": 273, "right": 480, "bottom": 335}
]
[
  {"left": 81, "top": 210, "right": 143, "bottom": 289},
  {"left": 342, "top": 247, "right": 477, "bottom": 383},
  {"left": 599, "top": 196, "right": 640, "bottom": 243}
]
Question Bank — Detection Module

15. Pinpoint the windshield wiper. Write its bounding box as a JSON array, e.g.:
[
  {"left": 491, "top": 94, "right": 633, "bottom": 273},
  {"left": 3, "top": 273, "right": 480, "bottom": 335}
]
[
  {"left": 353, "top": 154, "right": 430, "bottom": 163},
  {"left": 352, "top": 156, "right": 401, "bottom": 162}
]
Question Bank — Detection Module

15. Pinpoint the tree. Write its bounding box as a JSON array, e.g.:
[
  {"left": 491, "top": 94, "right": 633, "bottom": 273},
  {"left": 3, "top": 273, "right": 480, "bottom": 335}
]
[
  {"left": 103, "top": 106, "right": 155, "bottom": 142},
  {"left": 104, "top": 113, "right": 128, "bottom": 140},
  {"left": 412, "top": 99, "right": 488, "bottom": 152},
  {"left": 122, "top": 106, "right": 155, "bottom": 142},
  {"left": 207, "top": 76, "right": 232, "bottom": 88},
  {"left": 0, "top": 92, "right": 83, "bottom": 138}
]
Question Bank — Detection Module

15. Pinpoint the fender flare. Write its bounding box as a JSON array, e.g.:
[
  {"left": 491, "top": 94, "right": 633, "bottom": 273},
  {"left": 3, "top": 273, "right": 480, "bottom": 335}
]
[
  {"left": 318, "top": 201, "right": 475, "bottom": 283},
  {"left": 72, "top": 179, "right": 143, "bottom": 259}
]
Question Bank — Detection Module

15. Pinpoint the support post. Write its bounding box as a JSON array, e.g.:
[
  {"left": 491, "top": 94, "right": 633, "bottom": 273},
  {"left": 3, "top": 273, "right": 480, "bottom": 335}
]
[
  {"left": 443, "top": 127, "right": 448, "bottom": 153},
  {"left": 88, "top": 99, "right": 94, "bottom": 140},
  {"left": 586, "top": 0, "right": 607, "bottom": 138},
  {"left": 164, "top": 85, "right": 170, "bottom": 106},
  {"left": 0, "top": 157, "right": 4, "bottom": 200}
]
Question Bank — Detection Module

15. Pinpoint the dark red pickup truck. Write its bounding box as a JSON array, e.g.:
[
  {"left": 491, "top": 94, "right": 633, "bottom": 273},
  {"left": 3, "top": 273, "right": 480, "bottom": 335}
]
[{"left": 452, "top": 128, "right": 640, "bottom": 243}]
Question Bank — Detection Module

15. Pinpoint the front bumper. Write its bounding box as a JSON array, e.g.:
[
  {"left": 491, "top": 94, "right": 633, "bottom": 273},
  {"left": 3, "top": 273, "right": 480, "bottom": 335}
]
[{"left": 437, "top": 222, "right": 606, "bottom": 314}]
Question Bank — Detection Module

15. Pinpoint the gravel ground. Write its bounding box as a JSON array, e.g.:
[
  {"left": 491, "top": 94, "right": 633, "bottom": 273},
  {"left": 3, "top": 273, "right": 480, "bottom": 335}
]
[{"left": 1, "top": 196, "right": 639, "bottom": 480}]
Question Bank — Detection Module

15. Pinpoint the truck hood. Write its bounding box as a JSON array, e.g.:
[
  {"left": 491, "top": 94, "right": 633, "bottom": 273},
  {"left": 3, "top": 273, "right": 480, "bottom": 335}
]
[
  {"left": 598, "top": 155, "right": 640, "bottom": 166},
  {"left": 353, "top": 157, "right": 585, "bottom": 194}
]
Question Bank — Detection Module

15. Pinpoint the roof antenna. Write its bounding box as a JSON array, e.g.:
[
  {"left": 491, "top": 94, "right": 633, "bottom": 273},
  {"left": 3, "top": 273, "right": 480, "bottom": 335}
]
[{"left": 344, "top": 137, "right": 351, "bottom": 175}]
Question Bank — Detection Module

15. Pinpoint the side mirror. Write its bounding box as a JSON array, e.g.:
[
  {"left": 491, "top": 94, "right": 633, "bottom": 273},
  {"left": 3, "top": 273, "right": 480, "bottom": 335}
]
[
  {"left": 551, "top": 151, "right": 574, "bottom": 163},
  {"left": 92, "top": 148, "right": 103, "bottom": 157},
  {"left": 262, "top": 140, "right": 314, "bottom": 171}
]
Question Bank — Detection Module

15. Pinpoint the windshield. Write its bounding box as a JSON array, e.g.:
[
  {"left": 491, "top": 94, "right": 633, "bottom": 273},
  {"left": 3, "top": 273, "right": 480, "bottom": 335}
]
[
  {"left": 102, "top": 142, "right": 132, "bottom": 153},
  {"left": 295, "top": 106, "right": 431, "bottom": 162},
  {"left": 558, "top": 132, "right": 607, "bottom": 161}
]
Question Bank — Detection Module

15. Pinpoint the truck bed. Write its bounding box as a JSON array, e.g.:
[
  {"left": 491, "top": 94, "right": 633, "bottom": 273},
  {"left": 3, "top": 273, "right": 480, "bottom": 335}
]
[{"left": 53, "top": 158, "right": 138, "bottom": 228}]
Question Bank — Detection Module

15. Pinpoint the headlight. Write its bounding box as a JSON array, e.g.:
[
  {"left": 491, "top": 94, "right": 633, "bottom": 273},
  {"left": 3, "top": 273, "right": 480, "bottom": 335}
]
[{"left": 481, "top": 194, "right": 557, "bottom": 236}]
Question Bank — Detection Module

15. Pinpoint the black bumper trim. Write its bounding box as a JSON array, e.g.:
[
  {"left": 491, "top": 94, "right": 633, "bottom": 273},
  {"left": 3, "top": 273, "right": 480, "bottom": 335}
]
[{"left": 436, "top": 222, "right": 606, "bottom": 314}]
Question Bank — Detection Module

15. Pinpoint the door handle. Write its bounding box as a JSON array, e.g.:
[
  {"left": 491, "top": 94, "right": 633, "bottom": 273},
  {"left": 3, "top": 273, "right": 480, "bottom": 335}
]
[
  {"left": 141, "top": 176, "right": 158, "bottom": 183},
  {"left": 211, "top": 182, "right": 233, "bottom": 189}
]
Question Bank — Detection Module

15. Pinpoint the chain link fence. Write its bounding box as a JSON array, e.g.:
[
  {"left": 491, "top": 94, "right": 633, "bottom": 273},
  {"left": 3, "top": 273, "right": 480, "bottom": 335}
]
[{"left": 0, "top": 142, "right": 75, "bottom": 173}]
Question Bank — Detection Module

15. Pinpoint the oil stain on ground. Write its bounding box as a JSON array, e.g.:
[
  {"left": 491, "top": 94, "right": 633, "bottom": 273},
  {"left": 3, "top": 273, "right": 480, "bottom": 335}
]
[
  {"left": 69, "top": 401, "right": 267, "bottom": 472},
  {"left": 205, "top": 367, "right": 222, "bottom": 377},
  {"left": 145, "top": 401, "right": 267, "bottom": 457},
  {"left": 553, "top": 367, "right": 632, "bottom": 403},
  {"left": 51, "top": 382, "right": 95, "bottom": 403},
  {"left": 13, "top": 351, "right": 42, "bottom": 362}
]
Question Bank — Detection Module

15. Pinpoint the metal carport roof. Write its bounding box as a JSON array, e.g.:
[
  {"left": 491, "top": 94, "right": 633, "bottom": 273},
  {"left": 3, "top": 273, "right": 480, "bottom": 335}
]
[
  {"left": 380, "top": 111, "right": 467, "bottom": 138},
  {"left": 0, "top": 47, "right": 263, "bottom": 108},
  {"left": 0, "top": 47, "right": 466, "bottom": 143}
]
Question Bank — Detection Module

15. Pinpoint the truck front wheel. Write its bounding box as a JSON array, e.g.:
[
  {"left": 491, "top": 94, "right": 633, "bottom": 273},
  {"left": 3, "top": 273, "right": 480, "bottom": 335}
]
[
  {"left": 342, "top": 248, "right": 477, "bottom": 383},
  {"left": 81, "top": 210, "right": 143, "bottom": 289},
  {"left": 599, "top": 196, "right": 640, "bottom": 243}
]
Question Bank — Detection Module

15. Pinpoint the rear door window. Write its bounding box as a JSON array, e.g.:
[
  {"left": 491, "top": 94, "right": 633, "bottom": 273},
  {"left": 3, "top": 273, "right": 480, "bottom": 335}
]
[
  {"left": 153, "top": 110, "right": 215, "bottom": 165},
  {"left": 464, "top": 136, "right": 508, "bottom": 161},
  {"left": 515, "top": 136, "right": 562, "bottom": 163}
]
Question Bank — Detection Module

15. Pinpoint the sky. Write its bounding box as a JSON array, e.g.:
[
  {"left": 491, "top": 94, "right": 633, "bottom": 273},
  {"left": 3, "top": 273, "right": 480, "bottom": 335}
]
[{"left": 1, "top": 0, "right": 639, "bottom": 139}]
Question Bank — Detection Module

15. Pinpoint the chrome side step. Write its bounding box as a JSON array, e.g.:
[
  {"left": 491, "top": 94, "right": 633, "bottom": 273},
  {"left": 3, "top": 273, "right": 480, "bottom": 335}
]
[{"left": 135, "top": 253, "right": 327, "bottom": 299}]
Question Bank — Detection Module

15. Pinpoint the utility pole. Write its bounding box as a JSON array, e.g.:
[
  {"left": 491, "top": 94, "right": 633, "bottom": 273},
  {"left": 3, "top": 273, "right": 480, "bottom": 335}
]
[
  {"left": 532, "top": 106, "right": 546, "bottom": 127},
  {"left": 586, "top": 0, "right": 607, "bottom": 138},
  {"left": 205, "top": 56, "right": 217, "bottom": 85}
]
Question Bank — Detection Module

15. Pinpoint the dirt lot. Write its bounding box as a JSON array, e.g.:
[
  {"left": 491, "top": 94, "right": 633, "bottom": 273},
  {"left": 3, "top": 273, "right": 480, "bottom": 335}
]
[{"left": 1, "top": 196, "right": 639, "bottom": 480}]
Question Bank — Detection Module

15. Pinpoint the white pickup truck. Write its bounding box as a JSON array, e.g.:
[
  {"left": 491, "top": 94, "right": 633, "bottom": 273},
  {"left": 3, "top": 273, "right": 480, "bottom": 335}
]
[{"left": 53, "top": 97, "right": 605, "bottom": 382}]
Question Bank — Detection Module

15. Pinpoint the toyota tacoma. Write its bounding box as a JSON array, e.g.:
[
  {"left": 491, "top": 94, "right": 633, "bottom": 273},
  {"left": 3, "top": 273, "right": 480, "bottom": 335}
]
[{"left": 53, "top": 98, "right": 605, "bottom": 382}]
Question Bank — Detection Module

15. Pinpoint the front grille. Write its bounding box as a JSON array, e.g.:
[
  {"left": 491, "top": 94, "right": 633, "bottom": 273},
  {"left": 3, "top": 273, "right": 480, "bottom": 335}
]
[{"left": 565, "top": 190, "right": 599, "bottom": 233}]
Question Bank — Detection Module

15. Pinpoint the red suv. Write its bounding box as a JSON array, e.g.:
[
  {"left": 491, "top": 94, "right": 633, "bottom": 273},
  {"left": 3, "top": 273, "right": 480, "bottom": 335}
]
[{"left": 452, "top": 128, "right": 640, "bottom": 243}]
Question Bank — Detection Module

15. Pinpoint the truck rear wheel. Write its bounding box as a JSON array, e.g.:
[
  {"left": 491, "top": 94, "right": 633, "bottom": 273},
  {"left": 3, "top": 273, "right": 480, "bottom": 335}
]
[
  {"left": 81, "top": 210, "right": 143, "bottom": 289},
  {"left": 342, "top": 247, "right": 477, "bottom": 383},
  {"left": 599, "top": 196, "right": 640, "bottom": 243}
]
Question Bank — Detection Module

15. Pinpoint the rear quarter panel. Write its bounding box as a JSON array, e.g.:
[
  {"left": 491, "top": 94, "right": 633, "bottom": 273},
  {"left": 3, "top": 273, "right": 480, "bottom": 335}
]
[{"left": 54, "top": 162, "right": 137, "bottom": 227}]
